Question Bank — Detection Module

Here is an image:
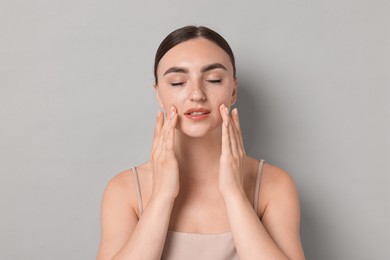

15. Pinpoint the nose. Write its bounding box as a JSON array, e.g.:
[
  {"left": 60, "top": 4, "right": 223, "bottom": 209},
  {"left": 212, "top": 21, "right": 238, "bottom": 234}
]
[{"left": 189, "top": 82, "right": 207, "bottom": 102}]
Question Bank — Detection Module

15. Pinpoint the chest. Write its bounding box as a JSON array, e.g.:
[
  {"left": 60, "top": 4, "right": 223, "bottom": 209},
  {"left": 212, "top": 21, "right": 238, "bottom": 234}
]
[
  {"left": 168, "top": 187, "right": 231, "bottom": 233},
  {"left": 161, "top": 231, "right": 240, "bottom": 260}
]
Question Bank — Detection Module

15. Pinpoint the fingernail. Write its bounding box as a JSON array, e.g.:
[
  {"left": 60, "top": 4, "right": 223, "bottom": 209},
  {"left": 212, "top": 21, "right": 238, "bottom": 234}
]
[
  {"left": 171, "top": 111, "right": 175, "bottom": 120},
  {"left": 224, "top": 107, "right": 229, "bottom": 115},
  {"left": 233, "top": 108, "right": 238, "bottom": 115}
]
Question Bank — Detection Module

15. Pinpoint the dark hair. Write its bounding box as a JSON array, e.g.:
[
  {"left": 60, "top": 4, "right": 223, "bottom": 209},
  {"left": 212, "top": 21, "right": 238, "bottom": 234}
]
[{"left": 154, "top": 25, "right": 236, "bottom": 84}]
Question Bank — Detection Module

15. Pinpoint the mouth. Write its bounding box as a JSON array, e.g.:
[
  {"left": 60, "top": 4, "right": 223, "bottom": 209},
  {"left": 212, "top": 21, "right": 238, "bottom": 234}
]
[{"left": 184, "top": 108, "right": 211, "bottom": 121}]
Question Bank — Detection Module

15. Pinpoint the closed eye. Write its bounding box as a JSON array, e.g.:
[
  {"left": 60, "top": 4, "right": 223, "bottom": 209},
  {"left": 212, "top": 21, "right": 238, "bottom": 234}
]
[
  {"left": 207, "top": 79, "right": 222, "bottom": 84},
  {"left": 170, "top": 82, "right": 185, "bottom": 87}
]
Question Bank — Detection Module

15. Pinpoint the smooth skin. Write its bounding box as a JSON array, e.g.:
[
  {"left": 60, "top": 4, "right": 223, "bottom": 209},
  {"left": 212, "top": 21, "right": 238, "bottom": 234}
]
[{"left": 97, "top": 38, "right": 305, "bottom": 260}]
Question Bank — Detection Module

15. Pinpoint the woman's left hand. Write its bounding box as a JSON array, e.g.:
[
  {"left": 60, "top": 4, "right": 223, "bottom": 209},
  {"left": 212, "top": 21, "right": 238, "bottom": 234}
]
[{"left": 218, "top": 104, "right": 246, "bottom": 199}]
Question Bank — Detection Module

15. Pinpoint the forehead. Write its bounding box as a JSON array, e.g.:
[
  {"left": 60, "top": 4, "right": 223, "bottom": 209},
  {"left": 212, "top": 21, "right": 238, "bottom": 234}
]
[{"left": 157, "top": 38, "right": 233, "bottom": 74}]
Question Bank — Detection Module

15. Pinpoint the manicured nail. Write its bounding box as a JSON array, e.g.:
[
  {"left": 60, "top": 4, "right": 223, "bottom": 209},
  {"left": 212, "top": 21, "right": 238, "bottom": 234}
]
[{"left": 233, "top": 108, "right": 238, "bottom": 115}]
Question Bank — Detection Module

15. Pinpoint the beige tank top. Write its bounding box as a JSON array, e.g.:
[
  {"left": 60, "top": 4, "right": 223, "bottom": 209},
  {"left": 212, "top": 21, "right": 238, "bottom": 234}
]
[{"left": 131, "top": 159, "right": 265, "bottom": 260}]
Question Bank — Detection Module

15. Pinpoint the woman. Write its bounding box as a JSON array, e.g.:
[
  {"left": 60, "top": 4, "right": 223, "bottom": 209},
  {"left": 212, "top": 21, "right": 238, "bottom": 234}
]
[{"left": 97, "top": 26, "right": 305, "bottom": 260}]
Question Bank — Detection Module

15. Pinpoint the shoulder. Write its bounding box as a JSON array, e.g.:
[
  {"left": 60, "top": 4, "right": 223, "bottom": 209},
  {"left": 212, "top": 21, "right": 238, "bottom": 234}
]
[
  {"left": 97, "top": 164, "right": 150, "bottom": 259},
  {"left": 258, "top": 161, "right": 299, "bottom": 217},
  {"left": 101, "top": 168, "right": 134, "bottom": 209},
  {"left": 101, "top": 162, "right": 153, "bottom": 216},
  {"left": 104, "top": 162, "right": 151, "bottom": 194},
  {"left": 262, "top": 162, "right": 297, "bottom": 194},
  {"left": 244, "top": 156, "right": 296, "bottom": 194},
  {"left": 258, "top": 162, "right": 305, "bottom": 259}
]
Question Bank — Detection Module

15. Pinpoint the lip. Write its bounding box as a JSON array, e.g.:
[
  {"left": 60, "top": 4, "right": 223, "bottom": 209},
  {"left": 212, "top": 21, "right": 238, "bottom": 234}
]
[{"left": 184, "top": 108, "right": 211, "bottom": 121}]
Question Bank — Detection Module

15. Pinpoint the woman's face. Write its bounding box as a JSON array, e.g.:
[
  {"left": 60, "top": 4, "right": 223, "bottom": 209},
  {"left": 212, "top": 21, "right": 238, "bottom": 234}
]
[{"left": 155, "top": 38, "right": 238, "bottom": 137}]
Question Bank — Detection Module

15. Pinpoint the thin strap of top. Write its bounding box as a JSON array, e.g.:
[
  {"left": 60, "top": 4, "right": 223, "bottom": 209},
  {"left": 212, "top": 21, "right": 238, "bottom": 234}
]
[
  {"left": 131, "top": 159, "right": 265, "bottom": 217},
  {"left": 253, "top": 159, "right": 265, "bottom": 215},
  {"left": 131, "top": 167, "right": 143, "bottom": 216}
]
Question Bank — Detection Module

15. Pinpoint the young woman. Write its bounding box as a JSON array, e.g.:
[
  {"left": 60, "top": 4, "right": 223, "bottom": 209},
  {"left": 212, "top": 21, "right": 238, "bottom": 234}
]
[{"left": 97, "top": 26, "right": 305, "bottom": 260}]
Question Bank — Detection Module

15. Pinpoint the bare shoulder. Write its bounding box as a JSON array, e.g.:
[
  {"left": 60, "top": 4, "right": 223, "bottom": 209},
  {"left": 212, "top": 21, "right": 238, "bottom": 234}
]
[
  {"left": 258, "top": 162, "right": 305, "bottom": 259},
  {"left": 244, "top": 156, "right": 297, "bottom": 194},
  {"left": 100, "top": 168, "right": 135, "bottom": 219},
  {"left": 258, "top": 161, "right": 299, "bottom": 216},
  {"left": 97, "top": 162, "right": 152, "bottom": 259},
  {"left": 262, "top": 162, "right": 297, "bottom": 192},
  {"left": 103, "top": 168, "right": 132, "bottom": 199},
  {"left": 102, "top": 161, "right": 152, "bottom": 216}
]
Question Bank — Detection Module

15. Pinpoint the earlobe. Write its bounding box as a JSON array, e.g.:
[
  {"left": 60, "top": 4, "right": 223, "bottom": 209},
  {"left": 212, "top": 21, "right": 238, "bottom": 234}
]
[{"left": 230, "top": 78, "right": 238, "bottom": 106}]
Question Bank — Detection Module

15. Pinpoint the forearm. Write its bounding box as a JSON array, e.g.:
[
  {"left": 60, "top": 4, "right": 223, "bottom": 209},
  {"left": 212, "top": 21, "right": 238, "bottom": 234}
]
[
  {"left": 112, "top": 196, "right": 174, "bottom": 260},
  {"left": 224, "top": 192, "right": 289, "bottom": 260}
]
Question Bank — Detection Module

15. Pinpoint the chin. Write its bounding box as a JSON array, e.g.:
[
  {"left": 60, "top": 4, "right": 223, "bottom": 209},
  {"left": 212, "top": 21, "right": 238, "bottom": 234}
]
[
  {"left": 177, "top": 123, "right": 221, "bottom": 139},
  {"left": 180, "top": 130, "right": 208, "bottom": 138}
]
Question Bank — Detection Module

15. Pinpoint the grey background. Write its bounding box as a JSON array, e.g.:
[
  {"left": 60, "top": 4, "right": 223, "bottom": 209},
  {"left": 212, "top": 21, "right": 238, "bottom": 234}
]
[{"left": 1, "top": 0, "right": 389, "bottom": 259}]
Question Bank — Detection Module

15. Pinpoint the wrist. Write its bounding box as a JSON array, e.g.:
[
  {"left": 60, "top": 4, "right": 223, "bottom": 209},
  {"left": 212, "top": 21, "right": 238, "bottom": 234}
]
[
  {"left": 150, "top": 192, "right": 176, "bottom": 206},
  {"left": 221, "top": 187, "right": 247, "bottom": 204}
]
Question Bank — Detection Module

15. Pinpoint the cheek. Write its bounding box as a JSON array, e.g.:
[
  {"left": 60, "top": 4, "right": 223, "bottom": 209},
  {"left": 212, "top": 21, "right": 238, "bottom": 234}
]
[
  {"left": 209, "top": 88, "right": 234, "bottom": 106},
  {"left": 159, "top": 89, "right": 187, "bottom": 111}
]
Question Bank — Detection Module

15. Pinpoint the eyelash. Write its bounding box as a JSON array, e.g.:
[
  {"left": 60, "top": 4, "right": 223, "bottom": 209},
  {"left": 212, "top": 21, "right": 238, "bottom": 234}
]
[
  {"left": 170, "top": 80, "right": 222, "bottom": 87},
  {"left": 170, "top": 82, "right": 185, "bottom": 87},
  {"left": 207, "top": 79, "right": 222, "bottom": 84}
]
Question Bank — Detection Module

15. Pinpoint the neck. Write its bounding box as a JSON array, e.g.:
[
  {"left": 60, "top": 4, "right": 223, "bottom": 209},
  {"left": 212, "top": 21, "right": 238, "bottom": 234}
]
[{"left": 174, "top": 126, "right": 222, "bottom": 180}]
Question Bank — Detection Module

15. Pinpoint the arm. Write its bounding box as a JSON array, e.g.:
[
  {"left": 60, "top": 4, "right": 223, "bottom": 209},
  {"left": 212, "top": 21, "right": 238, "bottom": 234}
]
[
  {"left": 96, "top": 174, "right": 175, "bottom": 260},
  {"left": 223, "top": 166, "right": 305, "bottom": 260},
  {"left": 218, "top": 105, "right": 305, "bottom": 259},
  {"left": 97, "top": 108, "right": 179, "bottom": 260}
]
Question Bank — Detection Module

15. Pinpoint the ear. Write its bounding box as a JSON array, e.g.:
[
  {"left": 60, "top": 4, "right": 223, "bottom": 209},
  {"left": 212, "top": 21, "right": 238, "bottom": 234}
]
[
  {"left": 230, "top": 78, "right": 238, "bottom": 106},
  {"left": 153, "top": 82, "right": 164, "bottom": 109}
]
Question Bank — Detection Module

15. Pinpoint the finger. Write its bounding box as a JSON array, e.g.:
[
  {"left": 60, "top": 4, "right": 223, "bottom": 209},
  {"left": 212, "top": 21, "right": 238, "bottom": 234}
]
[
  {"left": 228, "top": 115, "right": 239, "bottom": 157},
  {"left": 161, "top": 106, "right": 176, "bottom": 153},
  {"left": 156, "top": 108, "right": 171, "bottom": 156},
  {"left": 232, "top": 108, "right": 245, "bottom": 152},
  {"left": 170, "top": 106, "right": 178, "bottom": 128},
  {"left": 162, "top": 106, "right": 175, "bottom": 132},
  {"left": 220, "top": 104, "right": 231, "bottom": 156},
  {"left": 231, "top": 108, "right": 242, "bottom": 138},
  {"left": 151, "top": 110, "right": 164, "bottom": 154},
  {"left": 164, "top": 106, "right": 177, "bottom": 151},
  {"left": 219, "top": 104, "right": 229, "bottom": 127}
]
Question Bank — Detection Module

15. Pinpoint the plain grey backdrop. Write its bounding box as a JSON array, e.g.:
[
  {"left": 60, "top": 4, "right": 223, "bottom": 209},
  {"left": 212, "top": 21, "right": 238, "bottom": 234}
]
[{"left": 1, "top": 0, "right": 389, "bottom": 259}]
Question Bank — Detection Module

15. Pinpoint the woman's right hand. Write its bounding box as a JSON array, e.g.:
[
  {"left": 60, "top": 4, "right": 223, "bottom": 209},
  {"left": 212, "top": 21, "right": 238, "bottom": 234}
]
[{"left": 150, "top": 106, "right": 180, "bottom": 200}]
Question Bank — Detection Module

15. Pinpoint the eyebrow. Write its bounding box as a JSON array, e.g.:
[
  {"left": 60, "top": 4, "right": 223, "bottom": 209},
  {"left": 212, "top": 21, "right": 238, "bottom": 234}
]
[
  {"left": 163, "top": 67, "right": 188, "bottom": 76},
  {"left": 163, "top": 63, "right": 227, "bottom": 76},
  {"left": 201, "top": 63, "right": 227, "bottom": 73}
]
